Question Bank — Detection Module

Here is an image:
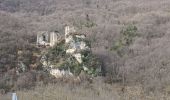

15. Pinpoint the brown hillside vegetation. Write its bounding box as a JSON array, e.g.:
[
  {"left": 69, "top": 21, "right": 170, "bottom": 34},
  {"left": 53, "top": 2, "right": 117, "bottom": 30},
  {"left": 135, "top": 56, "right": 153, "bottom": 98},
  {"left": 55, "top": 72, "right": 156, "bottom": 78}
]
[
  {"left": 1, "top": 79, "right": 170, "bottom": 100},
  {"left": 1, "top": 0, "right": 170, "bottom": 99}
]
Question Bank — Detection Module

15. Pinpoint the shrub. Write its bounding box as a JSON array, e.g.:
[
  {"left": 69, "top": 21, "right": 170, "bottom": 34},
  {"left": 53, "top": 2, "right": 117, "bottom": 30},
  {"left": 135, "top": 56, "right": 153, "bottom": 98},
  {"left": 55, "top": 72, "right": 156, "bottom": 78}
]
[
  {"left": 0, "top": 74, "right": 15, "bottom": 92},
  {"left": 15, "top": 72, "right": 36, "bottom": 89},
  {"left": 111, "top": 25, "right": 138, "bottom": 57}
]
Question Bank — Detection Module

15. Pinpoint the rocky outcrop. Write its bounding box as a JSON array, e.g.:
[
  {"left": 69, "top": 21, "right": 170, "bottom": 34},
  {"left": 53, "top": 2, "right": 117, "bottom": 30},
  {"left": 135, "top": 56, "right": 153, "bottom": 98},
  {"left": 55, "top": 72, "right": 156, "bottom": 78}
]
[
  {"left": 65, "top": 26, "right": 89, "bottom": 64},
  {"left": 40, "top": 26, "right": 101, "bottom": 78}
]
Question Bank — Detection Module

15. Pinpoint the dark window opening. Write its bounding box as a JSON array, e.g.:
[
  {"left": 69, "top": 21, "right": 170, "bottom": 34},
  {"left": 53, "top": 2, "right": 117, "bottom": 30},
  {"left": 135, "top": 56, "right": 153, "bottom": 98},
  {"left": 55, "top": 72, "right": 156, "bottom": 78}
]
[{"left": 43, "top": 35, "right": 46, "bottom": 41}]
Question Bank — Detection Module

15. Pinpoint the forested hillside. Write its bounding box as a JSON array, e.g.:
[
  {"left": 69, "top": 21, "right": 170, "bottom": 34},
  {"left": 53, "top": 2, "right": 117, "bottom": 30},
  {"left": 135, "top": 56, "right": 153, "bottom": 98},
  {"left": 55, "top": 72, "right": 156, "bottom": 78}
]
[{"left": 1, "top": 0, "right": 170, "bottom": 99}]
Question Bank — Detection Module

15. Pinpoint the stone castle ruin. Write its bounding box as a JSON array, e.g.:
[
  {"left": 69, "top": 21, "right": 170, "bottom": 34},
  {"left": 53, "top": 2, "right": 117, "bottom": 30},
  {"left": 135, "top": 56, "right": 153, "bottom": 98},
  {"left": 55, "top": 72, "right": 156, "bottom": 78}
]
[
  {"left": 37, "top": 26, "right": 101, "bottom": 78},
  {"left": 37, "top": 31, "right": 61, "bottom": 47},
  {"left": 15, "top": 26, "right": 101, "bottom": 78}
]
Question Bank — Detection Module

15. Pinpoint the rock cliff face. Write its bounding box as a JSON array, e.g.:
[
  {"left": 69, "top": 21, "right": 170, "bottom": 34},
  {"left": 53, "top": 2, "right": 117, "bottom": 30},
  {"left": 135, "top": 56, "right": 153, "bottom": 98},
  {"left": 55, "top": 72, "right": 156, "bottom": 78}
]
[
  {"left": 40, "top": 26, "right": 101, "bottom": 78},
  {"left": 65, "top": 26, "right": 89, "bottom": 64}
]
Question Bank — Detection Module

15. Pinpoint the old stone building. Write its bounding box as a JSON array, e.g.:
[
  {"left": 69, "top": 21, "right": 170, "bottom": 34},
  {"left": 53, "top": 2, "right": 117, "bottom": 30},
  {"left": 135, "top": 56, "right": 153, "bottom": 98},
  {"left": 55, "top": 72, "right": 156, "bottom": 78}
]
[
  {"left": 38, "top": 26, "right": 101, "bottom": 78},
  {"left": 37, "top": 31, "right": 61, "bottom": 47}
]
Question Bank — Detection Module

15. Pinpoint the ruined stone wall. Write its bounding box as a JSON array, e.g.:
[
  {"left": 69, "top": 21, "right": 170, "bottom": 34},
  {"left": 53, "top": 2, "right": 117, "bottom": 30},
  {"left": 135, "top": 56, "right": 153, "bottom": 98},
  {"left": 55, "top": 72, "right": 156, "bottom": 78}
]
[{"left": 39, "top": 26, "right": 101, "bottom": 78}]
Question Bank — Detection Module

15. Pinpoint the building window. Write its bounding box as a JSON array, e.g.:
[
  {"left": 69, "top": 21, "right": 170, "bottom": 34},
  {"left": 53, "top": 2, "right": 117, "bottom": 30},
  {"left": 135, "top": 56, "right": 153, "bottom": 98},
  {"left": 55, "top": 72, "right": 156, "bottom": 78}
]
[{"left": 42, "top": 35, "right": 46, "bottom": 41}]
